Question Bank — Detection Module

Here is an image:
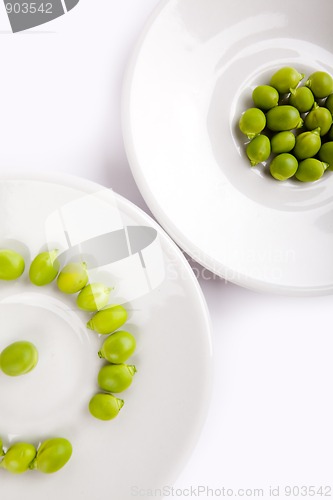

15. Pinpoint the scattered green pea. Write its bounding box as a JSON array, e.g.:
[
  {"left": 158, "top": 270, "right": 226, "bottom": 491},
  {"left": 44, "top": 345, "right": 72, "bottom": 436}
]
[
  {"left": 318, "top": 142, "right": 333, "bottom": 170},
  {"left": 76, "top": 283, "right": 112, "bottom": 312},
  {"left": 270, "top": 153, "right": 298, "bottom": 181},
  {"left": 305, "top": 71, "right": 333, "bottom": 99},
  {"left": 0, "top": 341, "right": 38, "bottom": 377},
  {"left": 89, "top": 393, "right": 124, "bottom": 421},
  {"left": 271, "top": 131, "right": 295, "bottom": 154},
  {"left": 246, "top": 134, "right": 271, "bottom": 166},
  {"left": 295, "top": 158, "right": 328, "bottom": 182},
  {"left": 57, "top": 262, "right": 88, "bottom": 294},
  {"left": 98, "top": 364, "right": 137, "bottom": 393},
  {"left": 87, "top": 304, "right": 128, "bottom": 335},
  {"left": 305, "top": 104, "right": 333, "bottom": 136},
  {"left": 270, "top": 66, "right": 304, "bottom": 93},
  {"left": 0, "top": 249, "right": 25, "bottom": 281},
  {"left": 293, "top": 128, "right": 321, "bottom": 160},
  {"left": 239, "top": 108, "right": 266, "bottom": 139},
  {"left": 266, "top": 105, "right": 303, "bottom": 131},
  {"left": 252, "top": 85, "right": 279, "bottom": 110},
  {"left": 325, "top": 94, "right": 333, "bottom": 115},
  {"left": 289, "top": 86, "right": 315, "bottom": 113},
  {"left": 34, "top": 438, "right": 72, "bottom": 474},
  {"left": 0, "top": 443, "right": 36, "bottom": 474},
  {"left": 29, "top": 250, "right": 60, "bottom": 286},
  {"left": 98, "top": 331, "right": 136, "bottom": 364}
]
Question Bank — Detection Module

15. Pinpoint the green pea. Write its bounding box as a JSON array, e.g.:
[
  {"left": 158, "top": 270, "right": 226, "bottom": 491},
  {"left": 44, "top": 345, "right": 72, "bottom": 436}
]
[
  {"left": 270, "top": 153, "right": 298, "bottom": 181},
  {"left": 246, "top": 134, "right": 271, "bottom": 166},
  {"left": 252, "top": 85, "right": 279, "bottom": 110},
  {"left": 98, "top": 331, "right": 136, "bottom": 364},
  {"left": 295, "top": 158, "right": 328, "bottom": 182},
  {"left": 289, "top": 86, "right": 315, "bottom": 112},
  {"left": 271, "top": 131, "right": 295, "bottom": 154},
  {"left": 293, "top": 128, "right": 321, "bottom": 160},
  {"left": 325, "top": 94, "right": 333, "bottom": 115},
  {"left": 266, "top": 105, "right": 303, "bottom": 131},
  {"left": 270, "top": 67, "right": 304, "bottom": 94},
  {"left": 0, "top": 437, "right": 4, "bottom": 457},
  {"left": 57, "top": 262, "right": 88, "bottom": 294},
  {"left": 0, "top": 249, "right": 25, "bottom": 280},
  {"left": 0, "top": 341, "right": 38, "bottom": 377},
  {"left": 34, "top": 438, "right": 72, "bottom": 474},
  {"left": 0, "top": 443, "right": 36, "bottom": 474},
  {"left": 29, "top": 250, "right": 60, "bottom": 286},
  {"left": 305, "top": 71, "right": 333, "bottom": 99},
  {"left": 305, "top": 104, "right": 333, "bottom": 136},
  {"left": 98, "top": 364, "right": 137, "bottom": 393},
  {"left": 89, "top": 393, "right": 124, "bottom": 421},
  {"left": 318, "top": 142, "right": 333, "bottom": 170},
  {"left": 87, "top": 304, "right": 128, "bottom": 335},
  {"left": 76, "top": 283, "right": 112, "bottom": 312},
  {"left": 239, "top": 108, "right": 266, "bottom": 139}
]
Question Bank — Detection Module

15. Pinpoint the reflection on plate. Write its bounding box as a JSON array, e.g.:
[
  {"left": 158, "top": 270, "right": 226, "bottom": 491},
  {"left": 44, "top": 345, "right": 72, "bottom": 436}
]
[
  {"left": 123, "top": 0, "right": 333, "bottom": 294},
  {"left": 0, "top": 174, "right": 212, "bottom": 500}
]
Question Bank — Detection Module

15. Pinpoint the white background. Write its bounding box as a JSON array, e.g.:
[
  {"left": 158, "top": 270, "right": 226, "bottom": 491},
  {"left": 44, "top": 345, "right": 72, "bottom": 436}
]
[{"left": 1, "top": 1, "right": 333, "bottom": 499}]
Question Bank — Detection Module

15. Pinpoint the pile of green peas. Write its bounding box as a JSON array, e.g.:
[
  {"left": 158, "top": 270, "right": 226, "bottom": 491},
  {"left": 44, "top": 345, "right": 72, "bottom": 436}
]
[
  {"left": 238, "top": 67, "right": 333, "bottom": 182},
  {"left": 0, "top": 437, "right": 72, "bottom": 474},
  {"left": 0, "top": 246, "right": 139, "bottom": 470}
]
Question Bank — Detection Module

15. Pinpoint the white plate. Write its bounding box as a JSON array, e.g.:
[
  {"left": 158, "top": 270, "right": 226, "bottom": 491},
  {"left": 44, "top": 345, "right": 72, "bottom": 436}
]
[
  {"left": 0, "top": 174, "right": 212, "bottom": 499},
  {"left": 123, "top": 0, "right": 333, "bottom": 295}
]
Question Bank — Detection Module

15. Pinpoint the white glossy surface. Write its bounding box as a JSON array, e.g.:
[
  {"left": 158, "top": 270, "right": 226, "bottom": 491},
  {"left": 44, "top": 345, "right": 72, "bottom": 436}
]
[
  {"left": 1, "top": 2, "right": 333, "bottom": 499},
  {"left": 0, "top": 175, "right": 212, "bottom": 500},
  {"left": 123, "top": 0, "right": 333, "bottom": 294}
]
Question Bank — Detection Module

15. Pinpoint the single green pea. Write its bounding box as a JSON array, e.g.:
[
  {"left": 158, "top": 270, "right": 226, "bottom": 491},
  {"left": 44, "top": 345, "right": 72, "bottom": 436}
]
[
  {"left": 87, "top": 304, "right": 128, "bottom": 335},
  {"left": 57, "top": 262, "right": 88, "bottom": 294},
  {"left": 246, "top": 134, "right": 271, "bottom": 166},
  {"left": 270, "top": 66, "right": 304, "bottom": 94},
  {"left": 293, "top": 128, "right": 321, "bottom": 160},
  {"left": 98, "top": 331, "right": 136, "bottom": 364},
  {"left": 270, "top": 153, "right": 298, "bottom": 181},
  {"left": 0, "top": 341, "right": 38, "bottom": 377},
  {"left": 76, "top": 283, "right": 112, "bottom": 312},
  {"left": 295, "top": 158, "right": 328, "bottom": 182},
  {"left": 89, "top": 393, "right": 124, "bottom": 421},
  {"left": 305, "top": 104, "right": 333, "bottom": 136},
  {"left": 266, "top": 105, "right": 303, "bottom": 131},
  {"left": 305, "top": 71, "right": 333, "bottom": 99},
  {"left": 252, "top": 85, "right": 279, "bottom": 110},
  {"left": 239, "top": 108, "right": 266, "bottom": 139},
  {"left": 34, "top": 438, "right": 72, "bottom": 474},
  {"left": 0, "top": 249, "right": 25, "bottom": 281},
  {"left": 318, "top": 142, "right": 333, "bottom": 170},
  {"left": 325, "top": 94, "right": 333, "bottom": 115},
  {"left": 271, "top": 131, "right": 296, "bottom": 154},
  {"left": 289, "top": 86, "right": 315, "bottom": 112},
  {"left": 0, "top": 443, "right": 36, "bottom": 474},
  {"left": 29, "top": 250, "right": 60, "bottom": 286},
  {"left": 98, "top": 364, "right": 137, "bottom": 393}
]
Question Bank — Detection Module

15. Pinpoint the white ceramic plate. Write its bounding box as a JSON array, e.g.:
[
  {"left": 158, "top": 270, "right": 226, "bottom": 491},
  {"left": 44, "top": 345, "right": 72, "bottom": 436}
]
[
  {"left": 0, "top": 174, "right": 212, "bottom": 500},
  {"left": 123, "top": 0, "right": 333, "bottom": 295}
]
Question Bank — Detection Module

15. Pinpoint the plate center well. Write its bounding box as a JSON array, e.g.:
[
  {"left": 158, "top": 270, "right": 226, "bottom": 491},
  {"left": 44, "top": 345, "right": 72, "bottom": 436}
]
[{"left": 0, "top": 291, "right": 99, "bottom": 439}]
